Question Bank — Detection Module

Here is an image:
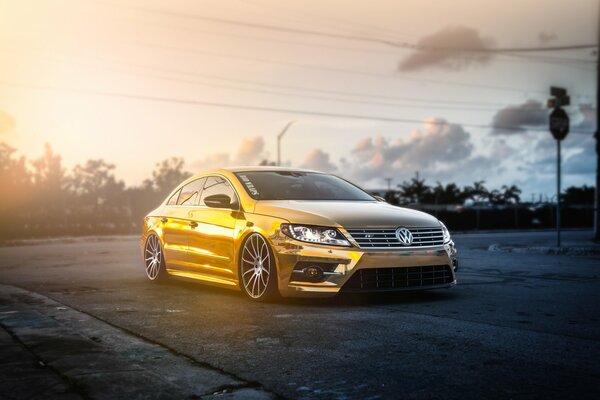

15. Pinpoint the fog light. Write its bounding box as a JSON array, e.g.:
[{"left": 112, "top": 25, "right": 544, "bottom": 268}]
[{"left": 303, "top": 266, "right": 324, "bottom": 282}]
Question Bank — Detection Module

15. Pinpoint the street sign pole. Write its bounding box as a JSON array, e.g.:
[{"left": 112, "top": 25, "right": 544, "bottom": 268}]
[
  {"left": 596, "top": 3, "right": 600, "bottom": 241},
  {"left": 548, "top": 87, "right": 570, "bottom": 248},
  {"left": 557, "top": 139, "right": 561, "bottom": 247}
]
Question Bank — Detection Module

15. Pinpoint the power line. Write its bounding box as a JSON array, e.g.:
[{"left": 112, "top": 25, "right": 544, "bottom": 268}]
[
  {"left": 226, "top": 0, "right": 420, "bottom": 42},
  {"left": 90, "top": 8, "right": 597, "bottom": 68},
  {"left": 0, "top": 81, "right": 593, "bottom": 134},
  {"left": 125, "top": 41, "right": 560, "bottom": 95},
  {"left": 503, "top": 52, "right": 596, "bottom": 64},
  {"left": 101, "top": 2, "right": 415, "bottom": 49},
  {"left": 5, "top": 38, "right": 571, "bottom": 97},
  {"left": 242, "top": 0, "right": 598, "bottom": 57},
  {"left": 122, "top": 20, "right": 597, "bottom": 68},
  {"left": 6, "top": 45, "right": 584, "bottom": 109},
  {"left": 234, "top": 0, "right": 421, "bottom": 41},
  {"left": 122, "top": 22, "right": 404, "bottom": 56},
  {"left": 107, "top": 2, "right": 597, "bottom": 53},
  {"left": 49, "top": 59, "right": 557, "bottom": 112},
  {"left": 234, "top": 0, "right": 418, "bottom": 43},
  {"left": 12, "top": 18, "right": 594, "bottom": 76}
]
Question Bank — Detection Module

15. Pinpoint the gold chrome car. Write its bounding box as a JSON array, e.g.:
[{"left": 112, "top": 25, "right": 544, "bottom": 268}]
[{"left": 141, "top": 167, "right": 457, "bottom": 301}]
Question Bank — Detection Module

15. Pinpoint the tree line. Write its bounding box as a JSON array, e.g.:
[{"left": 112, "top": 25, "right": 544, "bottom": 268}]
[
  {"left": 379, "top": 173, "right": 594, "bottom": 207},
  {"left": 0, "top": 142, "right": 595, "bottom": 239},
  {"left": 0, "top": 142, "right": 192, "bottom": 239}
]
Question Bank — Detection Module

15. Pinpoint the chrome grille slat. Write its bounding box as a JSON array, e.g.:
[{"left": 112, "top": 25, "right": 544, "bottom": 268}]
[{"left": 345, "top": 227, "right": 445, "bottom": 249}]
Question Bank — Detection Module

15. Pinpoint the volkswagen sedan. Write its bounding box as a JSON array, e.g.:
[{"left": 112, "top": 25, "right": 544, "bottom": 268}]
[{"left": 141, "top": 167, "right": 457, "bottom": 301}]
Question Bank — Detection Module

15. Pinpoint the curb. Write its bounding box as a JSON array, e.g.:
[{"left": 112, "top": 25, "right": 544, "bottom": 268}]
[
  {"left": 0, "top": 284, "right": 278, "bottom": 400},
  {"left": 488, "top": 243, "right": 600, "bottom": 256},
  {"left": 0, "top": 235, "right": 139, "bottom": 248}
]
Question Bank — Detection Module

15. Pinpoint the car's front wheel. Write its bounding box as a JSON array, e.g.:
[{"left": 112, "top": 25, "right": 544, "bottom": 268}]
[
  {"left": 144, "top": 234, "right": 167, "bottom": 281},
  {"left": 239, "top": 233, "right": 279, "bottom": 301}
]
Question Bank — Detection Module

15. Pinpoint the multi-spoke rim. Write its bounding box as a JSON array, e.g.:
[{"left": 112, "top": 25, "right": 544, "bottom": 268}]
[
  {"left": 144, "top": 234, "right": 162, "bottom": 280},
  {"left": 240, "top": 234, "right": 271, "bottom": 299}
]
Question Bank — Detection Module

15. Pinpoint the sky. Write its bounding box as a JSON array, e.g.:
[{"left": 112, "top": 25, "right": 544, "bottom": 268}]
[{"left": 0, "top": 0, "right": 597, "bottom": 200}]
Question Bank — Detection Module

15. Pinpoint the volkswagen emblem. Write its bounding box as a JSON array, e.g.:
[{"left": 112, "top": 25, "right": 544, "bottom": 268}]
[{"left": 395, "top": 227, "right": 413, "bottom": 246}]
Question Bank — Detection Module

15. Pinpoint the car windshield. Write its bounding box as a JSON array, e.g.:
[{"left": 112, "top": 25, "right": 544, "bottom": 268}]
[{"left": 234, "top": 171, "right": 375, "bottom": 201}]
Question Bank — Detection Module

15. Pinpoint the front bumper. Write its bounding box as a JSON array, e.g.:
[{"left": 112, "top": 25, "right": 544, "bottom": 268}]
[{"left": 272, "top": 235, "right": 457, "bottom": 298}]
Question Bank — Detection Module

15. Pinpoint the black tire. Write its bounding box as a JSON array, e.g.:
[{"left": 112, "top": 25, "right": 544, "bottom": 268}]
[
  {"left": 239, "top": 233, "right": 279, "bottom": 301},
  {"left": 143, "top": 234, "right": 168, "bottom": 282}
]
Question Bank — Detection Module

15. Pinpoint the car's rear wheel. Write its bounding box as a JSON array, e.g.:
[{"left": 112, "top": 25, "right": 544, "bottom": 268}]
[
  {"left": 239, "top": 233, "right": 279, "bottom": 301},
  {"left": 144, "top": 234, "right": 167, "bottom": 281}
]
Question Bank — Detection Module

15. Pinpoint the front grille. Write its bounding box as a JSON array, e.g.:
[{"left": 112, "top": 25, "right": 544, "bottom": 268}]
[
  {"left": 345, "top": 227, "right": 444, "bottom": 249},
  {"left": 341, "top": 265, "right": 453, "bottom": 292}
]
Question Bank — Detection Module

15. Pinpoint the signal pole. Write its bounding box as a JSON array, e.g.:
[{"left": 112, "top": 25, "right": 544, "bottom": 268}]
[
  {"left": 548, "top": 87, "right": 570, "bottom": 247},
  {"left": 557, "top": 139, "right": 562, "bottom": 246},
  {"left": 595, "top": 2, "right": 600, "bottom": 240}
]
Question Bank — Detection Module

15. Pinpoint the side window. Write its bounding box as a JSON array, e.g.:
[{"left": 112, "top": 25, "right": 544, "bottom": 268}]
[
  {"left": 166, "top": 188, "right": 181, "bottom": 205},
  {"left": 177, "top": 178, "right": 206, "bottom": 206},
  {"left": 200, "top": 176, "right": 239, "bottom": 208}
]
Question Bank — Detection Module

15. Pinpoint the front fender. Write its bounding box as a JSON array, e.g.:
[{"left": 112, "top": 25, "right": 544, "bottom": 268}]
[{"left": 233, "top": 213, "right": 289, "bottom": 285}]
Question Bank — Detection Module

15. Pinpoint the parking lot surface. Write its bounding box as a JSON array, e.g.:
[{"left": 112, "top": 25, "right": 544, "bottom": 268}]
[{"left": 1, "top": 230, "right": 599, "bottom": 399}]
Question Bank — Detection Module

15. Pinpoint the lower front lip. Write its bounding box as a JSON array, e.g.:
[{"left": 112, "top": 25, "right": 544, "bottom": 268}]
[{"left": 272, "top": 237, "right": 456, "bottom": 297}]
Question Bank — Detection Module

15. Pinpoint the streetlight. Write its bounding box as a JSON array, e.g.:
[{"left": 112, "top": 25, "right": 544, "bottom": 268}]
[{"left": 277, "top": 120, "right": 296, "bottom": 166}]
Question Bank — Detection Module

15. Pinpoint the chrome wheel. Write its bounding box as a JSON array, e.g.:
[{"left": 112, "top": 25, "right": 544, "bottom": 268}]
[
  {"left": 240, "top": 234, "right": 273, "bottom": 299},
  {"left": 144, "top": 234, "right": 164, "bottom": 281}
]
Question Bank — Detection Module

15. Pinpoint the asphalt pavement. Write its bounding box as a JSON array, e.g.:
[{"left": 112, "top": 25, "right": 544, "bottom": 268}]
[{"left": 1, "top": 230, "right": 599, "bottom": 399}]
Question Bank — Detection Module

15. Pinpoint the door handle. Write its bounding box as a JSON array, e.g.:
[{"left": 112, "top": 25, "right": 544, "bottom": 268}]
[
  {"left": 161, "top": 217, "right": 168, "bottom": 223},
  {"left": 189, "top": 221, "right": 198, "bottom": 228}
]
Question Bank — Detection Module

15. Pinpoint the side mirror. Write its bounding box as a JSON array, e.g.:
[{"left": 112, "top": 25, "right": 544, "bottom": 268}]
[
  {"left": 204, "top": 194, "right": 232, "bottom": 209},
  {"left": 374, "top": 195, "right": 387, "bottom": 203}
]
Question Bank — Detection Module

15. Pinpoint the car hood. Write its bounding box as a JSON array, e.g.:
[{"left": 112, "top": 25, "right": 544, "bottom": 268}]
[{"left": 253, "top": 200, "right": 440, "bottom": 228}]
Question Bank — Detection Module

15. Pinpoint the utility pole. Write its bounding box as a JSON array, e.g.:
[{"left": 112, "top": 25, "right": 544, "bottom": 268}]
[
  {"left": 557, "top": 138, "right": 562, "bottom": 246},
  {"left": 276, "top": 121, "right": 296, "bottom": 166},
  {"left": 385, "top": 178, "right": 392, "bottom": 191},
  {"left": 595, "top": 2, "right": 600, "bottom": 241}
]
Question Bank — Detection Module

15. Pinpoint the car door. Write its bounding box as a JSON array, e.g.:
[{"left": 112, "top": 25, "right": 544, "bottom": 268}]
[
  {"left": 161, "top": 179, "right": 205, "bottom": 271},
  {"left": 186, "top": 176, "right": 241, "bottom": 284}
]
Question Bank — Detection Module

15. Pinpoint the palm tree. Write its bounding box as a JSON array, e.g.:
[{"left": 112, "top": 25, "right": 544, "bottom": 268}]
[
  {"left": 398, "top": 173, "right": 431, "bottom": 204},
  {"left": 501, "top": 185, "right": 521, "bottom": 204},
  {"left": 432, "top": 182, "right": 463, "bottom": 204},
  {"left": 463, "top": 180, "right": 488, "bottom": 204}
]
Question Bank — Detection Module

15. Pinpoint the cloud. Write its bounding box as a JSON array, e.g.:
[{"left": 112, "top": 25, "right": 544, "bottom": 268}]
[
  {"left": 573, "top": 103, "right": 596, "bottom": 132},
  {"left": 190, "top": 135, "right": 267, "bottom": 171},
  {"left": 0, "top": 111, "right": 15, "bottom": 134},
  {"left": 564, "top": 134, "right": 596, "bottom": 175},
  {"left": 489, "top": 138, "right": 517, "bottom": 160},
  {"left": 518, "top": 126, "right": 595, "bottom": 180},
  {"left": 538, "top": 31, "right": 558, "bottom": 45},
  {"left": 189, "top": 153, "right": 231, "bottom": 172},
  {"left": 340, "top": 119, "right": 486, "bottom": 185},
  {"left": 332, "top": 117, "right": 593, "bottom": 195},
  {"left": 300, "top": 149, "right": 337, "bottom": 172},
  {"left": 236, "top": 136, "right": 266, "bottom": 165},
  {"left": 564, "top": 147, "right": 595, "bottom": 175},
  {"left": 492, "top": 101, "right": 596, "bottom": 135},
  {"left": 491, "top": 100, "right": 547, "bottom": 133},
  {"left": 398, "top": 26, "right": 495, "bottom": 71}
]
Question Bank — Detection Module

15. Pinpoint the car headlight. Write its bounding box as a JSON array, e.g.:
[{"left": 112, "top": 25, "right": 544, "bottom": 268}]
[
  {"left": 440, "top": 222, "right": 451, "bottom": 243},
  {"left": 280, "top": 224, "right": 350, "bottom": 247}
]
